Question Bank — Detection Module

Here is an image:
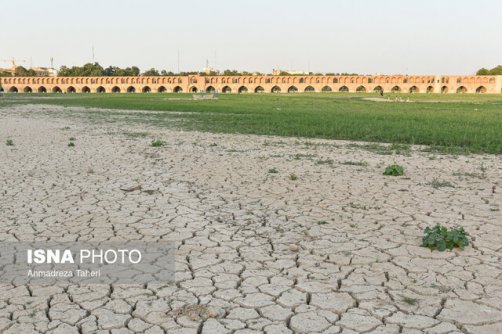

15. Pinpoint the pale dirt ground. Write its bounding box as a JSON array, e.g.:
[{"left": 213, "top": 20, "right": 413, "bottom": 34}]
[{"left": 0, "top": 105, "right": 501, "bottom": 334}]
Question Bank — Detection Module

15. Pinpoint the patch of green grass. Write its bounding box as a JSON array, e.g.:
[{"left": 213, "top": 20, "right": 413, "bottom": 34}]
[
  {"left": 4, "top": 93, "right": 502, "bottom": 154},
  {"left": 383, "top": 164, "right": 404, "bottom": 176},
  {"left": 151, "top": 139, "right": 164, "bottom": 147},
  {"left": 346, "top": 143, "right": 394, "bottom": 155},
  {"left": 421, "top": 145, "right": 472, "bottom": 155},
  {"left": 452, "top": 171, "right": 485, "bottom": 179},
  {"left": 429, "top": 179, "right": 455, "bottom": 189},
  {"left": 340, "top": 160, "right": 368, "bottom": 166},
  {"left": 289, "top": 173, "right": 298, "bottom": 180},
  {"left": 402, "top": 296, "right": 418, "bottom": 306},
  {"left": 68, "top": 142, "right": 75, "bottom": 147},
  {"left": 69, "top": 137, "right": 76, "bottom": 141},
  {"left": 316, "top": 159, "right": 334, "bottom": 165},
  {"left": 6, "top": 139, "right": 14, "bottom": 146},
  {"left": 123, "top": 131, "right": 149, "bottom": 138},
  {"left": 390, "top": 143, "right": 411, "bottom": 155},
  {"left": 268, "top": 167, "right": 279, "bottom": 174},
  {"left": 349, "top": 202, "right": 367, "bottom": 210},
  {"left": 293, "top": 153, "right": 317, "bottom": 160},
  {"left": 317, "top": 221, "right": 329, "bottom": 225},
  {"left": 421, "top": 224, "right": 469, "bottom": 251}
]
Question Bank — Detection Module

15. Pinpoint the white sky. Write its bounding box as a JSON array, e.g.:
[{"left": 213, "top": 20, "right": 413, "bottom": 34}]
[{"left": 1, "top": 0, "right": 501, "bottom": 75}]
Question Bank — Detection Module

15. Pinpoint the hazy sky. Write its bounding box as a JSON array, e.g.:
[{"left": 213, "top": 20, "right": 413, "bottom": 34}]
[{"left": 1, "top": 0, "right": 501, "bottom": 75}]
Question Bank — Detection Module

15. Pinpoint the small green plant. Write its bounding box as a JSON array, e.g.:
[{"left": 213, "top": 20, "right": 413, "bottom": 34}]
[
  {"left": 268, "top": 167, "right": 279, "bottom": 174},
  {"left": 69, "top": 137, "right": 76, "bottom": 141},
  {"left": 209, "top": 143, "right": 217, "bottom": 147},
  {"left": 383, "top": 164, "right": 404, "bottom": 176},
  {"left": 289, "top": 173, "right": 298, "bottom": 180},
  {"left": 317, "top": 221, "right": 328, "bottom": 225},
  {"left": 6, "top": 139, "right": 14, "bottom": 146},
  {"left": 68, "top": 142, "right": 75, "bottom": 147},
  {"left": 421, "top": 224, "right": 469, "bottom": 251},
  {"left": 429, "top": 179, "right": 455, "bottom": 189},
  {"left": 151, "top": 139, "right": 164, "bottom": 147}
]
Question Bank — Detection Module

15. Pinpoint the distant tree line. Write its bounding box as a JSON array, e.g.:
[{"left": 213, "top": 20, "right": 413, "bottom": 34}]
[
  {"left": 1, "top": 62, "right": 365, "bottom": 77},
  {"left": 56, "top": 63, "right": 251, "bottom": 77},
  {"left": 58, "top": 63, "right": 141, "bottom": 76},
  {"left": 0, "top": 66, "right": 38, "bottom": 77},
  {"left": 476, "top": 65, "right": 502, "bottom": 75}
]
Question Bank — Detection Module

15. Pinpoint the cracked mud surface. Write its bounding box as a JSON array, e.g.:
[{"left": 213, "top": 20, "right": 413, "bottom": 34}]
[{"left": 0, "top": 105, "right": 501, "bottom": 334}]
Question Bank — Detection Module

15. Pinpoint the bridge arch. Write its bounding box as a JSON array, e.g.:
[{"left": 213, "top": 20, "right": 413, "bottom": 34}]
[
  {"left": 222, "top": 86, "right": 232, "bottom": 93},
  {"left": 288, "top": 86, "right": 298, "bottom": 93},
  {"left": 112, "top": 86, "right": 121, "bottom": 93},
  {"left": 238, "top": 86, "right": 248, "bottom": 93},
  {"left": 67, "top": 86, "right": 76, "bottom": 93},
  {"left": 391, "top": 86, "right": 401, "bottom": 93},
  {"left": 8, "top": 87, "right": 18, "bottom": 93},
  {"left": 255, "top": 86, "right": 264, "bottom": 93},
  {"left": 23, "top": 86, "right": 33, "bottom": 93},
  {"left": 157, "top": 86, "right": 167, "bottom": 93},
  {"left": 271, "top": 86, "right": 281, "bottom": 93},
  {"left": 321, "top": 86, "right": 332, "bottom": 92},
  {"left": 373, "top": 86, "right": 383, "bottom": 93},
  {"left": 52, "top": 86, "right": 62, "bottom": 93},
  {"left": 456, "top": 86, "right": 467, "bottom": 94},
  {"left": 206, "top": 86, "right": 215, "bottom": 93},
  {"left": 339, "top": 86, "right": 349, "bottom": 92},
  {"left": 356, "top": 85, "right": 366, "bottom": 92},
  {"left": 409, "top": 86, "right": 419, "bottom": 93},
  {"left": 127, "top": 86, "right": 136, "bottom": 93},
  {"left": 189, "top": 86, "right": 197, "bottom": 93},
  {"left": 476, "top": 86, "right": 486, "bottom": 94},
  {"left": 38, "top": 86, "right": 47, "bottom": 93},
  {"left": 142, "top": 86, "right": 151, "bottom": 93},
  {"left": 81, "top": 86, "right": 91, "bottom": 93},
  {"left": 441, "top": 86, "right": 448, "bottom": 94},
  {"left": 96, "top": 86, "right": 106, "bottom": 93},
  {"left": 304, "top": 86, "right": 315, "bottom": 92},
  {"left": 426, "top": 86, "right": 434, "bottom": 94},
  {"left": 173, "top": 86, "right": 183, "bottom": 93}
]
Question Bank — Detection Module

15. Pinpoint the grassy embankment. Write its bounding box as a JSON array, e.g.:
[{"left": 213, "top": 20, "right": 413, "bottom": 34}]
[{"left": 1, "top": 92, "right": 502, "bottom": 154}]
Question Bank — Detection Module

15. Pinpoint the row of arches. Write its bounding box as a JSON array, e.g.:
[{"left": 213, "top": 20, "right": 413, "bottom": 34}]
[
  {"left": 2, "top": 75, "right": 498, "bottom": 88},
  {"left": 214, "top": 85, "right": 489, "bottom": 94},
  {"left": 204, "top": 76, "right": 439, "bottom": 85},
  {"left": 215, "top": 85, "right": 419, "bottom": 93},
  {"left": 8, "top": 85, "right": 185, "bottom": 94},
  {"left": 6, "top": 85, "right": 490, "bottom": 94}
]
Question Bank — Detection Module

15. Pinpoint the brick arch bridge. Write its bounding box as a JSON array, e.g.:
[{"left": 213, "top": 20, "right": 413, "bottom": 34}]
[{"left": 1, "top": 75, "right": 501, "bottom": 94}]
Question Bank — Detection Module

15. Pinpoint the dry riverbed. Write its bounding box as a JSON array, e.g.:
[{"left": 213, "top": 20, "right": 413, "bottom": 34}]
[{"left": 0, "top": 105, "right": 501, "bottom": 334}]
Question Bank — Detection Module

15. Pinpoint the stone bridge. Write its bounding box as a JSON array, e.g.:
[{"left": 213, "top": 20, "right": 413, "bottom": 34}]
[{"left": 1, "top": 75, "right": 501, "bottom": 94}]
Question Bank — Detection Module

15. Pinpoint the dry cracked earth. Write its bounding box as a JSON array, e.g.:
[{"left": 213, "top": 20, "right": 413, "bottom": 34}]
[{"left": 0, "top": 105, "right": 501, "bottom": 334}]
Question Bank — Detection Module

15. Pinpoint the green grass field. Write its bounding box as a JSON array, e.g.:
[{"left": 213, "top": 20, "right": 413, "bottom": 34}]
[{"left": 2, "top": 92, "right": 502, "bottom": 154}]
